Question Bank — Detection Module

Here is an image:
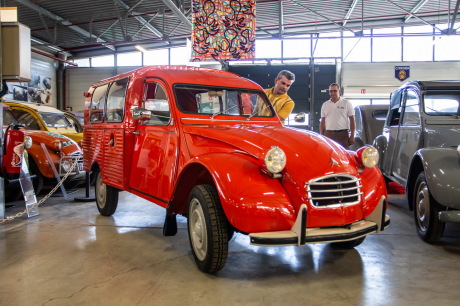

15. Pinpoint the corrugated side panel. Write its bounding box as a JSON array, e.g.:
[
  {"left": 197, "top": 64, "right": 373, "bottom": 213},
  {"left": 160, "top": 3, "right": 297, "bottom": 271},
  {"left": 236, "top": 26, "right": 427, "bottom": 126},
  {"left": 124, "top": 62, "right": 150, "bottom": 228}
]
[{"left": 103, "top": 130, "right": 125, "bottom": 189}]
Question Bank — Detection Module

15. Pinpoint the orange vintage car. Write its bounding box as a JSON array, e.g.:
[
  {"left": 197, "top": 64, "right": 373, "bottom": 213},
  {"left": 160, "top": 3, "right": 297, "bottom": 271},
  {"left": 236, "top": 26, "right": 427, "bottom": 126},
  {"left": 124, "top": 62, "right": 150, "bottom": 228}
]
[
  {"left": 83, "top": 66, "right": 389, "bottom": 273},
  {"left": 2, "top": 106, "right": 84, "bottom": 198}
]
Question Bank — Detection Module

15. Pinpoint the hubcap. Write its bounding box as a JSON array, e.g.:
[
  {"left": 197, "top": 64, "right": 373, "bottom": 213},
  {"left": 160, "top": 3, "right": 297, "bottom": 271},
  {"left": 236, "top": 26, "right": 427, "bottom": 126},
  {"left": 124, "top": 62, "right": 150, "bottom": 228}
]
[
  {"left": 415, "top": 181, "right": 430, "bottom": 231},
  {"left": 96, "top": 174, "right": 106, "bottom": 209},
  {"left": 189, "top": 198, "right": 207, "bottom": 261}
]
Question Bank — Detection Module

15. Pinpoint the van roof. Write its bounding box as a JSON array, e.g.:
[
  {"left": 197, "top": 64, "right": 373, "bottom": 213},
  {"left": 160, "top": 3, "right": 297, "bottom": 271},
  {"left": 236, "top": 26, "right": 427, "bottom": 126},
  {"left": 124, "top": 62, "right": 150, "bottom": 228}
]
[{"left": 90, "top": 65, "right": 261, "bottom": 90}]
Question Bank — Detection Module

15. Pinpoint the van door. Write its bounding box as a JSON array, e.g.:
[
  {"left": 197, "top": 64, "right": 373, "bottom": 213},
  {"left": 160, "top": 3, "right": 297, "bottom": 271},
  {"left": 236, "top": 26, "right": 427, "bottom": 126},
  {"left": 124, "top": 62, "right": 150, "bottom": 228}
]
[
  {"left": 391, "top": 89, "right": 421, "bottom": 183},
  {"left": 101, "top": 78, "right": 129, "bottom": 189},
  {"left": 129, "top": 80, "right": 178, "bottom": 207}
]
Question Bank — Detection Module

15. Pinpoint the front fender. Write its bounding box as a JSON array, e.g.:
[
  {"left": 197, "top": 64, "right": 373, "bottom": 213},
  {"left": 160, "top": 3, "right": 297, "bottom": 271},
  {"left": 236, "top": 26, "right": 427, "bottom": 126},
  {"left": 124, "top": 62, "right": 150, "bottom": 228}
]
[
  {"left": 412, "top": 148, "right": 460, "bottom": 209},
  {"left": 373, "top": 135, "right": 387, "bottom": 170},
  {"left": 196, "top": 153, "right": 296, "bottom": 234}
]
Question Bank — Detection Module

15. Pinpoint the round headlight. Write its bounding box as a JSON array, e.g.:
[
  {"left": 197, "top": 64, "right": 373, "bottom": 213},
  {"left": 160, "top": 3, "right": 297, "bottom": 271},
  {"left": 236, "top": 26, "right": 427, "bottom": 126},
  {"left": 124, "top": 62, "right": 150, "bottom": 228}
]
[
  {"left": 264, "top": 146, "right": 286, "bottom": 173},
  {"left": 360, "top": 146, "right": 379, "bottom": 168},
  {"left": 23, "top": 136, "right": 33, "bottom": 149},
  {"left": 61, "top": 160, "right": 71, "bottom": 172}
]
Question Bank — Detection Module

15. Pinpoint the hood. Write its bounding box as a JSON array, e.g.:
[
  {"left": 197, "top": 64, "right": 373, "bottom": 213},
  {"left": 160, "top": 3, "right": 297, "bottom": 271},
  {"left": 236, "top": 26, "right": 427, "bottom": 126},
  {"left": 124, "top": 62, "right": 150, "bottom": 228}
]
[
  {"left": 23, "top": 130, "right": 81, "bottom": 155},
  {"left": 184, "top": 124, "right": 359, "bottom": 178}
]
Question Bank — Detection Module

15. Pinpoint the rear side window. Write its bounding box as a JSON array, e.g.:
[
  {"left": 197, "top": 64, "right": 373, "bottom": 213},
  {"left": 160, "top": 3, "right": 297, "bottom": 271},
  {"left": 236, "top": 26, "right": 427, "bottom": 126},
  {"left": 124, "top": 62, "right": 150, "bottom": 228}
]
[
  {"left": 90, "top": 84, "right": 108, "bottom": 122},
  {"left": 106, "top": 78, "right": 128, "bottom": 122}
]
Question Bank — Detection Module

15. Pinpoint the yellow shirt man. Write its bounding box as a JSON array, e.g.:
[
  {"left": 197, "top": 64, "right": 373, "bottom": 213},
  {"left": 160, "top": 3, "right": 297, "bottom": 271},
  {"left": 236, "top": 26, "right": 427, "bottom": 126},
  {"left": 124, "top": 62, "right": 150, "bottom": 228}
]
[{"left": 258, "top": 70, "right": 296, "bottom": 124}]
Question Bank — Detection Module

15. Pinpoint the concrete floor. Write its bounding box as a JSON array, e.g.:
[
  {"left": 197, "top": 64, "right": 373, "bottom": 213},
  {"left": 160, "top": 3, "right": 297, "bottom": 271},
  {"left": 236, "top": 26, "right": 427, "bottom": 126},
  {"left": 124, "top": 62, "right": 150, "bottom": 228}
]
[{"left": 2, "top": 187, "right": 460, "bottom": 306}]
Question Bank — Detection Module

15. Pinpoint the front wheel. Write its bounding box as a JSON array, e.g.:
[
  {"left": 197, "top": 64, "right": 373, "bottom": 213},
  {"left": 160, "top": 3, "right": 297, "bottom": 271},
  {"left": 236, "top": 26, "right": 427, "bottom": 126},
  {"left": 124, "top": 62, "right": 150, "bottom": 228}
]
[
  {"left": 413, "top": 172, "right": 445, "bottom": 243},
  {"left": 187, "top": 185, "right": 228, "bottom": 273},
  {"left": 95, "top": 171, "right": 119, "bottom": 216}
]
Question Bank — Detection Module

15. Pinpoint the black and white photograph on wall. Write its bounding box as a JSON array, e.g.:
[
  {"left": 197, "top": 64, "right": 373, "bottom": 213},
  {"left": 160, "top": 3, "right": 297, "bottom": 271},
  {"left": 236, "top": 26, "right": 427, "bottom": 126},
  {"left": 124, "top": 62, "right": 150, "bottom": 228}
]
[{"left": 3, "top": 74, "right": 52, "bottom": 104}]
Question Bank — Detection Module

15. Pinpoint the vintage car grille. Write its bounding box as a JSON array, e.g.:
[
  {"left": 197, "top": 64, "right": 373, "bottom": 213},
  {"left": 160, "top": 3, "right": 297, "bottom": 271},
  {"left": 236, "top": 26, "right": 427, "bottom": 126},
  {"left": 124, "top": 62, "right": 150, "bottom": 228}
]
[{"left": 306, "top": 174, "right": 362, "bottom": 207}]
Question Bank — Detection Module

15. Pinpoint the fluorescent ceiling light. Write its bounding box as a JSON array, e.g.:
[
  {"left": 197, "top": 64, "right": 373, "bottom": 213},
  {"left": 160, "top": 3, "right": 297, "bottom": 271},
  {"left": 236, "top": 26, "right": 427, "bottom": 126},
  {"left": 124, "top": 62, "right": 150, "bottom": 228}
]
[{"left": 135, "top": 45, "right": 148, "bottom": 52}]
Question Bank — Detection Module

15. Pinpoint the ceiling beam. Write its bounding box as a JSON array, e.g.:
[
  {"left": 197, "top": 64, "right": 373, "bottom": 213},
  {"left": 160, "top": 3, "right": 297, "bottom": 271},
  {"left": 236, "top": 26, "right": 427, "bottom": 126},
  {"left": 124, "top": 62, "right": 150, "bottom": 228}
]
[
  {"left": 13, "top": 0, "right": 115, "bottom": 51},
  {"left": 162, "top": 0, "right": 192, "bottom": 29},
  {"left": 343, "top": 0, "right": 360, "bottom": 26},
  {"left": 113, "top": 0, "right": 164, "bottom": 38},
  {"left": 404, "top": 0, "right": 430, "bottom": 22}
]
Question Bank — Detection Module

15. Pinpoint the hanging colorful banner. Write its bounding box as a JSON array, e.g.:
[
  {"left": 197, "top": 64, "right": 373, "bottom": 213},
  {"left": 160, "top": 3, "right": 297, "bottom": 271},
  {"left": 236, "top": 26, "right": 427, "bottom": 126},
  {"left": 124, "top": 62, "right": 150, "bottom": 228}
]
[{"left": 191, "top": 0, "right": 256, "bottom": 62}]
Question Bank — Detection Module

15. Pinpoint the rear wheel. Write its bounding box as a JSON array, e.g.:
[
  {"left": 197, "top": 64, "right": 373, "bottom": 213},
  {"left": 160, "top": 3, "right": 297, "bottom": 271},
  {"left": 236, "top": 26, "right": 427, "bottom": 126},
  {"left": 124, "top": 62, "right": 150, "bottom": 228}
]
[
  {"left": 187, "top": 185, "right": 228, "bottom": 273},
  {"left": 330, "top": 236, "right": 366, "bottom": 249},
  {"left": 95, "top": 171, "right": 119, "bottom": 216},
  {"left": 413, "top": 172, "right": 445, "bottom": 243}
]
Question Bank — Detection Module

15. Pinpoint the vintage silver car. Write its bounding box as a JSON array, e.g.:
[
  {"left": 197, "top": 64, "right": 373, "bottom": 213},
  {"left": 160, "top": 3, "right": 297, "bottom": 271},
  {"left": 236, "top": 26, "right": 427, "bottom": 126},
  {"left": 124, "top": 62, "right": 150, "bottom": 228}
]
[
  {"left": 351, "top": 104, "right": 388, "bottom": 151},
  {"left": 374, "top": 80, "right": 460, "bottom": 243}
]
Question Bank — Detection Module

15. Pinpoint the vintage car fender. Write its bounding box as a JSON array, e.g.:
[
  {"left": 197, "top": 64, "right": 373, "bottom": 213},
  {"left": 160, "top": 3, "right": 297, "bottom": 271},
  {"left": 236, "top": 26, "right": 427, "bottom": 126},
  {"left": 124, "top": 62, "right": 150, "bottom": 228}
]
[
  {"left": 186, "top": 152, "right": 296, "bottom": 234},
  {"left": 408, "top": 147, "right": 460, "bottom": 209},
  {"left": 373, "top": 135, "right": 387, "bottom": 169}
]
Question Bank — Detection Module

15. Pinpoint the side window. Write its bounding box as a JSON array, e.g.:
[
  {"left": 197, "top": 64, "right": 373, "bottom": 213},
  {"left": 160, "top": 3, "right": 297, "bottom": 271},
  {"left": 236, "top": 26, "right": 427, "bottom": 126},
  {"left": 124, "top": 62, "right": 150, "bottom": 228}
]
[
  {"left": 11, "top": 109, "right": 41, "bottom": 130},
  {"left": 90, "top": 84, "right": 108, "bottom": 123},
  {"left": 142, "top": 82, "right": 170, "bottom": 126},
  {"left": 106, "top": 77, "right": 128, "bottom": 122},
  {"left": 387, "top": 89, "right": 402, "bottom": 126},
  {"left": 401, "top": 90, "right": 420, "bottom": 126}
]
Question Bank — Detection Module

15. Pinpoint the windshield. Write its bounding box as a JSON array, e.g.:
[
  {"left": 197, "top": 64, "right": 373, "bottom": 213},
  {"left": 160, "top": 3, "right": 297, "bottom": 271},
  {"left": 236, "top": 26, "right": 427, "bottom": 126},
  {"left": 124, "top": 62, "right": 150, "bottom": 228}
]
[
  {"left": 38, "top": 112, "right": 79, "bottom": 133},
  {"left": 423, "top": 91, "right": 460, "bottom": 116},
  {"left": 3, "top": 108, "right": 18, "bottom": 125},
  {"left": 174, "top": 85, "right": 274, "bottom": 118}
]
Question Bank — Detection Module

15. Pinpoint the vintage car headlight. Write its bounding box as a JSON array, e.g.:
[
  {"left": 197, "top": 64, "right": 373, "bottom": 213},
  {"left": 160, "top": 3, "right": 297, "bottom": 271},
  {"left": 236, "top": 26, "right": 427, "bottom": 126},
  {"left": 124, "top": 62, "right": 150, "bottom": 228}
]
[
  {"left": 61, "top": 159, "right": 72, "bottom": 173},
  {"left": 356, "top": 146, "right": 379, "bottom": 168},
  {"left": 23, "top": 136, "right": 33, "bottom": 149},
  {"left": 264, "top": 146, "right": 286, "bottom": 174},
  {"left": 49, "top": 140, "right": 63, "bottom": 152}
]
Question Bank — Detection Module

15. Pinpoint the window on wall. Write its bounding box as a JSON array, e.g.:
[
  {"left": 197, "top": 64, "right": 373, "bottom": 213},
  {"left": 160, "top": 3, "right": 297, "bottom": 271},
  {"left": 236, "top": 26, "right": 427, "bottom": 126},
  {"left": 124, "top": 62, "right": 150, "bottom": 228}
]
[
  {"left": 170, "top": 46, "right": 190, "bottom": 65},
  {"left": 73, "top": 58, "right": 90, "bottom": 67},
  {"left": 312, "top": 32, "right": 341, "bottom": 58},
  {"left": 434, "top": 23, "right": 460, "bottom": 61},
  {"left": 283, "top": 39, "right": 311, "bottom": 58},
  {"left": 144, "top": 49, "right": 169, "bottom": 65},
  {"left": 117, "top": 51, "right": 142, "bottom": 66},
  {"left": 256, "top": 39, "right": 281, "bottom": 58},
  {"left": 343, "top": 30, "right": 371, "bottom": 62},
  {"left": 372, "top": 28, "right": 402, "bottom": 61},
  {"left": 91, "top": 55, "right": 115, "bottom": 67},
  {"left": 403, "top": 25, "right": 434, "bottom": 61}
]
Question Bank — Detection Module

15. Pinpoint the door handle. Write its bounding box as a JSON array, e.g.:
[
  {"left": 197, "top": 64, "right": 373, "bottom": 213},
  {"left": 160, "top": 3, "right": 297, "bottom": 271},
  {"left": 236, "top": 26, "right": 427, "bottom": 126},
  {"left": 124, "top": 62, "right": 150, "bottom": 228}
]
[{"left": 133, "top": 131, "right": 140, "bottom": 136}]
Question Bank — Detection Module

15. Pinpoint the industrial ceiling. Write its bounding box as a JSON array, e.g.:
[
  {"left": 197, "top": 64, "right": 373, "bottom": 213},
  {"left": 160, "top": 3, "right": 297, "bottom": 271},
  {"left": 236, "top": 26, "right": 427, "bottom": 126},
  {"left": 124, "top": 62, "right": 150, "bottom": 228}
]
[{"left": 2, "top": 0, "right": 459, "bottom": 59}]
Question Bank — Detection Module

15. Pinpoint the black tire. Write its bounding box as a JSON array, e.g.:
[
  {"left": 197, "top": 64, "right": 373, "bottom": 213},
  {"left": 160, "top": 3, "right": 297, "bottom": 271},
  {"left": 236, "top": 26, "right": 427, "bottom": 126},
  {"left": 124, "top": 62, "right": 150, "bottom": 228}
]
[
  {"left": 187, "top": 185, "right": 228, "bottom": 273},
  {"left": 28, "top": 158, "right": 43, "bottom": 195},
  {"left": 95, "top": 171, "right": 119, "bottom": 216},
  {"left": 413, "top": 172, "right": 445, "bottom": 243},
  {"left": 330, "top": 236, "right": 366, "bottom": 249},
  {"left": 4, "top": 182, "right": 22, "bottom": 202}
]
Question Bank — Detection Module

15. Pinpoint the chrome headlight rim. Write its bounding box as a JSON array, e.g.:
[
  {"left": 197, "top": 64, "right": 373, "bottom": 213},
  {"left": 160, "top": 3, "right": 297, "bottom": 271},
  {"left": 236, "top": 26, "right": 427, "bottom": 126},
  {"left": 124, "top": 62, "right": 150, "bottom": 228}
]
[
  {"left": 61, "top": 159, "right": 71, "bottom": 173},
  {"left": 264, "top": 146, "right": 287, "bottom": 174},
  {"left": 23, "top": 136, "right": 33, "bottom": 149},
  {"left": 360, "top": 146, "right": 379, "bottom": 168}
]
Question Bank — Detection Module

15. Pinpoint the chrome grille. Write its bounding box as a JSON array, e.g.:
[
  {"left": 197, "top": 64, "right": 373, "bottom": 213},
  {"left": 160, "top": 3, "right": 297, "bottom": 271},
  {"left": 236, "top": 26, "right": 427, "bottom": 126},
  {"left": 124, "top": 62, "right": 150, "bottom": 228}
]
[{"left": 306, "top": 174, "right": 362, "bottom": 207}]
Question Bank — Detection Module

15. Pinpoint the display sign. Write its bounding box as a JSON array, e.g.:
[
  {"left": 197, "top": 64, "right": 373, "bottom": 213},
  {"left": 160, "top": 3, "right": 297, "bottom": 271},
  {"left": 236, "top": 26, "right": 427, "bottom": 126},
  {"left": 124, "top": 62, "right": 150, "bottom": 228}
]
[
  {"left": 191, "top": 0, "right": 256, "bottom": 62},
  {"left": 395, "top": 66, "right": 410, "bottom": 81}
]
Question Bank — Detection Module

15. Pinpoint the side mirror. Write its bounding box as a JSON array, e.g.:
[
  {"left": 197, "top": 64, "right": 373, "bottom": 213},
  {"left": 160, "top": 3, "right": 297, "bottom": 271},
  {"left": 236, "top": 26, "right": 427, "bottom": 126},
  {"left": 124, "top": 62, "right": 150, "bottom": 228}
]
[
  {"left": 133, "top": 107, "right": 152, "bottom": 121},
  {"left": 294, "top": 112, "right": 306, "bottom": 123}
]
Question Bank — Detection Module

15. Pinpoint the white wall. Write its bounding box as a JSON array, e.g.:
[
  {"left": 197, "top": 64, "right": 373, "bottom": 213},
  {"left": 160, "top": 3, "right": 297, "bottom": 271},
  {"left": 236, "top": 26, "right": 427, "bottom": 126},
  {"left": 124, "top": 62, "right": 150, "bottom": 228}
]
[{"left": 341, "top": 61, "right": 460, "bottom": 99}]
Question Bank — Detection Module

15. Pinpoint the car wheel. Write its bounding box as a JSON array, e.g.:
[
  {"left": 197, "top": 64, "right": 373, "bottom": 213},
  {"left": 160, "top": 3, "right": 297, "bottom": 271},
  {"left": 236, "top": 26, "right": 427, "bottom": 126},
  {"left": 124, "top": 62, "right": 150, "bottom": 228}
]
[
  {"left": 187, "top": 185, "right": 228, "bottom": 273},
  {"left": 413, "top": 172, "right": 445, "bottom": 243},
  {"left": 95, "top": 171, "right": 119, "bottom": 216},
  {"left": 28, "top": 158, "right": 43, "bottom": 195},
  {"left": 4, "top": 182, "right": 22, "bottom": 202},
  {"left": 330, "top": 236, "right": 366, "bottom": 249}
]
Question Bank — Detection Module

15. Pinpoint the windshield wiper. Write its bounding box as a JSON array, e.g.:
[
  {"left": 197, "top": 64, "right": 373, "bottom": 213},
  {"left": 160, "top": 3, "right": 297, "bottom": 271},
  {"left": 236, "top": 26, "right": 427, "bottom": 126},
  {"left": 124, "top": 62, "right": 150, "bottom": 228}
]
[{"left": 211, "top": 104, "right": 238, "bottom": 119}]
